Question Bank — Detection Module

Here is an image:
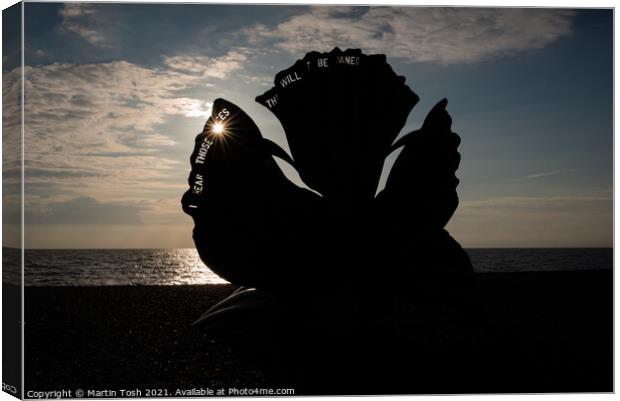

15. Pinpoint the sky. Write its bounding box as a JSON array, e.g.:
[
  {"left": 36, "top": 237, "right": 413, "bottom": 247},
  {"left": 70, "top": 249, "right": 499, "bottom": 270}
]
[{"left": 1, "top": 3, "right": 613, "bottom": 248}]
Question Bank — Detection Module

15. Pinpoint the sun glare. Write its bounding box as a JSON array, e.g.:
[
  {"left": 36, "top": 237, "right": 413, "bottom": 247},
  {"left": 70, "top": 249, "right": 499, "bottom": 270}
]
[{"left": 212, "top": 123, "right": 225, "bottom": 134}]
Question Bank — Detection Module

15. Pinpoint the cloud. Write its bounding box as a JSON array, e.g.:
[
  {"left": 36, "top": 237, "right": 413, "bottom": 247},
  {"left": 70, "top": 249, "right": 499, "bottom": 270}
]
[
  {"left": 2, "top": 66, "right": 22, "bottom": 223},
  {"left": 459, "top": 195, "right": 611, "bottom": 211},
  {"left": 21, "top": 58, "right": 227, "bottom": 150},
  {"left": 60, "top": 4, "right": 109, "bottom": 47},
  {"left": 21, "top": 60, "right": 204, "bottom": 172},
  {"left": 524, "top": 169, "right": 574, "bottom": 179},
  {"left": 247, "top": 7, "right": 576, "bottom": 64},
  {"left": 26, "top": 196, "right": 143, "bottom": 225},
  {"left": 6, "top": 48, "right": 247, "bottom": 225},
  {"left": 164, "top": 50, "right": 248, "bottom": 79}
]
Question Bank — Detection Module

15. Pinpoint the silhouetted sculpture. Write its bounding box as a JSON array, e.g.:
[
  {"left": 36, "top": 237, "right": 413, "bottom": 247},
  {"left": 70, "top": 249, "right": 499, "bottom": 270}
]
[
  {"left": 181, "top": 48, "right": 476, "bottom": 392},
  {"left": 181, "top": 98, "right": 325, "bottom": 293}
]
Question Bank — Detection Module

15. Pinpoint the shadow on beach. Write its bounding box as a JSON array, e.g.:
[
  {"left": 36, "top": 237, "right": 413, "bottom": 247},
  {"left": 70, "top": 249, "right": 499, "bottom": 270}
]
[{"left": 25, "top": 270, "right": 612, "bottom": 395}]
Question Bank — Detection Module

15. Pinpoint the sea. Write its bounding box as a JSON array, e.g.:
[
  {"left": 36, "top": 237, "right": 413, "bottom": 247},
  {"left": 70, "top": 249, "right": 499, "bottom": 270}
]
[{"left": 2, "top": 248, "right": 613, "bottom": 286}]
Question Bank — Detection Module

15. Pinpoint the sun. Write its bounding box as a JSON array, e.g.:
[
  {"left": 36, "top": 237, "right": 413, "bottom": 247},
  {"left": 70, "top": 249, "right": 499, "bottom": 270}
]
[{"left": 212, "top": 122, "right": 225, "bottom": 134}]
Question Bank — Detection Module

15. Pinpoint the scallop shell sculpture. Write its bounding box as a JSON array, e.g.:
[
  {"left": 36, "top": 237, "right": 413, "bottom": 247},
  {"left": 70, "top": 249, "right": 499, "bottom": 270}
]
[
  {"left": 256, "top": 48, "right": 419, "bottom": 205},
  {"left": 182, "top": 48, "right": 472, "bottom": 294}
]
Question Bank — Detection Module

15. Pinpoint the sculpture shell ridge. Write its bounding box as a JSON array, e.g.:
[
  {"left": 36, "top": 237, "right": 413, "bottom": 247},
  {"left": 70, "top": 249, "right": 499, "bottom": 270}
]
[{"left": 256, "top": 48, "right": 419, "bottom": 204}]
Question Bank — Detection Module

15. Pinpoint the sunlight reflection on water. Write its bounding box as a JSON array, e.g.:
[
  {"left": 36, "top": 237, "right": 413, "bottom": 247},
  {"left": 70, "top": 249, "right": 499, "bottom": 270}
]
[
  {"left": 23, "top": 248, "right": 229, "bottom": 286},
  {"left": 17, "top": 247, "right": 613, "bottom": 286}
]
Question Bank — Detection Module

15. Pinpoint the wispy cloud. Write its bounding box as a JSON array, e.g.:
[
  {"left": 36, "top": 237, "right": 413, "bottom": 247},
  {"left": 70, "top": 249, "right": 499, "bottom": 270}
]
[
  {"left": 2, "top": 69, "right": 23, "bottom": 225},
  {"left": 164, "top": 50, "right": 248, "bottom": 79},
  {"left": 9, "top": 48, "right": 247, "bottom": 225},
  {"left": 21, "top": 60, "right": 206, "bottom": 164},
  {"left": 459, "top": 195, "right": 612, "bottom": 209},
  {"left": 449, "top": 195, "right": 612, "bottom": 247},
  {"left": 59, "top": 3, "right": 110, "bottom": 47},
  {"left": 524, "top": 169, "right": 574, "bottom": 179},
  {"left": 247, "top": 7, "right": 576, "bottom": 64},
  {"left": 26, "top": 196, "right": 143, "bottom": 225}
]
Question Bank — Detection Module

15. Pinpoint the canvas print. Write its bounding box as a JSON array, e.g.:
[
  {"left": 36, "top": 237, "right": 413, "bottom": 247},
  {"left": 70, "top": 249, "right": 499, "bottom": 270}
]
[{"left": 2, "top": 2, "right": 613, "bottom": 398}]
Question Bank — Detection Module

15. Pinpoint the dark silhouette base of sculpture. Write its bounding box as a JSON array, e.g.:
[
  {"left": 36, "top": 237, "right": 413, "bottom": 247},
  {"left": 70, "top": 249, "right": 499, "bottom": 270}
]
[{"left": 181, "top": 48, "right": 479, "bottom": 394}]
